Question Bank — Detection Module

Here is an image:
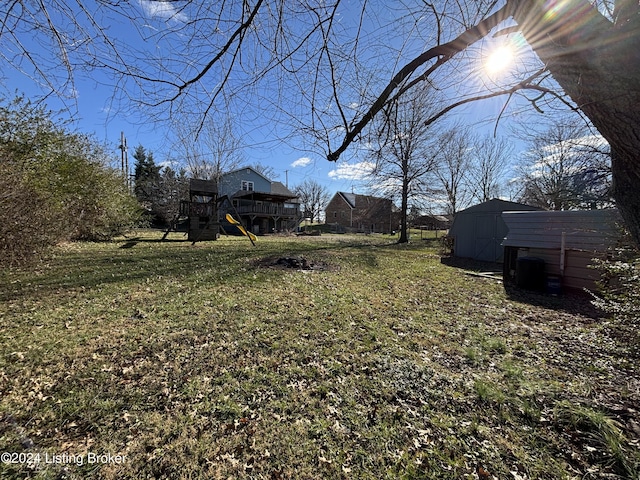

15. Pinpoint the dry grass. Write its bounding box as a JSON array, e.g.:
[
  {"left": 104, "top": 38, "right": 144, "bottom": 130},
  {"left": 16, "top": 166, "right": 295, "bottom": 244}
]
[{"left": 1, "top": 231, "right": 638, "bottom": 479}]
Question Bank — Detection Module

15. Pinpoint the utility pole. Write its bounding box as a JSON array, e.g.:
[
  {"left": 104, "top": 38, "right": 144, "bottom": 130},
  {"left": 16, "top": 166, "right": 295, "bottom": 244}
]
[
  {"left": 120, "top": 132, "right": 125, "bottom": 176},
  {"left": 119, "top": 132, "right": 129, "bottom": 189}
]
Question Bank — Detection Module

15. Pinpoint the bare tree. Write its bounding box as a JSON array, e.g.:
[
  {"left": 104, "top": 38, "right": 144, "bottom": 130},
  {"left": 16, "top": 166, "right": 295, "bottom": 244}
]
[
  {"left": 468, "top": 136, "right": 513, "bottom": 203},
  {"left": 154, "top": 166, "right": 189, "bottom": 225},
  {"left": 248, "top": 163, "right": 277, "bottom": 181},
  {"left": 292, "top": 179, "right": 330, "bottom": 223},
  {"left": 4, "top": 1, "right": 640, "bottom": 244},
  {"left": 324, "top": 1, "right": 640, "bottom": 246},
  {"left": 515, "top": 118, "right": 612, "bottom": 210},
  {"left": 434, "top": 128, "right": 474, "bottom": 215},
  {"left": 367, "top": 88, "right": 442, "bottom": 244},
  {"left": 171, "top": 115, "right": 245, "bottom": 181}
]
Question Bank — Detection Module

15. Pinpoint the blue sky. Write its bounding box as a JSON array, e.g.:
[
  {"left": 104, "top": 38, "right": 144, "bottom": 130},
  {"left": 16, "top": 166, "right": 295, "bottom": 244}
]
[
  {"left": 2, "top": 56, "right": 343, "bottom": 192},
  {"left": 1, "top": 0, "right": 553, "bottom": 203},
  {"left": 1, "top": 1, "right": 369, "bottom": 193}
]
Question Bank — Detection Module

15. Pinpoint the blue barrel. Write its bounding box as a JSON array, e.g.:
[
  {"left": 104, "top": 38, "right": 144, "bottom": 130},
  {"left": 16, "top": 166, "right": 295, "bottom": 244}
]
[{"left": 546, "top": 275, "right": 562, "bottom": 295}]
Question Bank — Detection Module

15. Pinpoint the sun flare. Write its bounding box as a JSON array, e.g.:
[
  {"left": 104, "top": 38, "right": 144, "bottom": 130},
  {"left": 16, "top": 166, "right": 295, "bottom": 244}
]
[{"left": 485, "top": 45, "right": 514, "bottom": 75}]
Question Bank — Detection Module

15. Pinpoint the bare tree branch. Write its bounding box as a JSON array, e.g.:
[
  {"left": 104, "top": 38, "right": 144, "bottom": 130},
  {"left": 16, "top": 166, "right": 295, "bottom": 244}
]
[
  {"left": 171, "top": 0, "right": 265, "bottom": 102},
  {"left": 327, "top": 1, "right": 516, "bottom": 161}
]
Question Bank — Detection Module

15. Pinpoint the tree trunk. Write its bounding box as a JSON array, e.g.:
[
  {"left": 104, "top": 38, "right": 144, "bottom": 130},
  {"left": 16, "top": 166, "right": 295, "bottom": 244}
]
[
  {"left": 512, "top": 0, "right": 640, "bottom": 245},
  {"left": 399, "top": 161, "right": 410, "bottom": 244}
]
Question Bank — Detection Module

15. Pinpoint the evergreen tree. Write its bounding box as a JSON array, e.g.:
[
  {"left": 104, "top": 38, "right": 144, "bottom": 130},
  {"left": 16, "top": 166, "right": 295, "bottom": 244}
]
[
  {"left": 133, "top": 145, "right": 161, "bottom": 207},
  {"left": 155, "top": 166, "right": 189, "bottom": 225}
]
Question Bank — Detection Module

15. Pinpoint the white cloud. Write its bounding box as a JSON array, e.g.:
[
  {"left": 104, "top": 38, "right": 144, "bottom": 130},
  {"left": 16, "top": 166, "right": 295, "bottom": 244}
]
[
  {"left": 328, "top": 161, "right": 375, "bottom": 180},
  {"left": 529, "top": 133, "right": 610, "bottom": 177},
  {"left": 138, "top": 0, "right": 188, "bottom": 22},
  {"left": 291, "top": 157, "right": 312, "bottom": 168}
]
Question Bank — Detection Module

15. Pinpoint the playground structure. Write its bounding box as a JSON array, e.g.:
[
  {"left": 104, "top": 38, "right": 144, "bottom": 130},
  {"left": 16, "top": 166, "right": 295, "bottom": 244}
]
[
  {"left": 163, "top": 178, "right": 220, "bottom": 243},
  {"left": 163, "top": 178, "right": 256, "bottom": 245},
  {"left": 184, "top": 178, "right": 220, "bottom": 242}
]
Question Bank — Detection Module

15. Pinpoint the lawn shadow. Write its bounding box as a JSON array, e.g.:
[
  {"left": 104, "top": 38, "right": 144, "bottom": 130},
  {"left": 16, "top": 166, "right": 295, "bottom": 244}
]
[
  {"left": 1, "top": 243, "right": 255, "bottom": 303},
  {"left": 440, "top": 255, "right": 606, "bottom": 320},
  {"left": 440, "top": 255, "right": 502, "bottom": 274},
  {"left": 1, "top": 235, "right": 385, "bottom": 303},
  {"left": 118, "top": 236, "right": 190, "bottom": 249}
]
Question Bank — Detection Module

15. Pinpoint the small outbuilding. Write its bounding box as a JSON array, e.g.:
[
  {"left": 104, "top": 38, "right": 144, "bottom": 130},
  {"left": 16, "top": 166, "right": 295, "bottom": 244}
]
[
  {"left": 447, "top": 199, "right": 540, "bottom": 262},
  {"left": 415, "top": 214, "right": 452, "bottom": 231},
  {"left": 502, "top": 209, "right": 622, "bottom": 292}
]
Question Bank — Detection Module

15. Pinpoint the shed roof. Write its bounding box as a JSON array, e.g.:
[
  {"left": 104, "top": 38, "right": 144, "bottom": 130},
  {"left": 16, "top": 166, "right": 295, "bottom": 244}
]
[
  {"left": 189, "top": 178, "right": 218, "bottom": 195},
  {"left": 456, "top": 198, "right": 539, "bottom": 215},
  {"left": 502, "top": 209, "right": 622, "bottom": 251},
  {"left": 416, "top": 214, "right": 450, "bottom": 224}
]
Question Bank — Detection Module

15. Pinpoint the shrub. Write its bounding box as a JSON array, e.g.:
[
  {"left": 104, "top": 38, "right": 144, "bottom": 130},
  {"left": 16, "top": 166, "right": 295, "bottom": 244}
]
[
  {"left": 0, "top": 96, "right": 141, "bottom": 266},
  {"left": 591, "top": 239, "right": 640, "bottom": 325},
  {"left": 0, "top": 162, "right": 64, "bottom": 266},
  {"left": 26, "top": 145, "right": 141, "bottom": 241}
]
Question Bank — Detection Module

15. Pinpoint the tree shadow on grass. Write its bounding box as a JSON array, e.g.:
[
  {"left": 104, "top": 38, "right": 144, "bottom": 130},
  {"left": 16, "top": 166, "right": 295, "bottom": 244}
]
[
  {"left": 119, "top": 233, "right": 189, "bottom": 247},
  {"left": 440, "top": 255, "right": 502, "bottom": 274},
  {"left": 440, "top": 255, "right": 606, "bottom": 320},
  {"left": 0, "top": 236, "right": 384, "bottom": 303},
  {"left": 1, "top": 244, "right": 254, "bottom": 303}
]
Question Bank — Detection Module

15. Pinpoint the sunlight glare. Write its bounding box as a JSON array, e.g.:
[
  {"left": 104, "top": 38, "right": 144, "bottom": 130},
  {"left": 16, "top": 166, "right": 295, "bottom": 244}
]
[{"left": 485, "top": 45, "right": 514, "bottom": 76}]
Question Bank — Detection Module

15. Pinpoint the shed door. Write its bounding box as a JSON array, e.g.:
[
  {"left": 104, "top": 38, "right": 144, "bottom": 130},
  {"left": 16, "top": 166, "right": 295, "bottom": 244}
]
[{"left": 474, "top": 214, "right": 501, "bottom": 262}]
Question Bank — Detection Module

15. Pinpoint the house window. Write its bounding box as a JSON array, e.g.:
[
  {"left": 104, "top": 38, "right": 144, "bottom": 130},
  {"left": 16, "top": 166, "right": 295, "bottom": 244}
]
[{"left": 241, "top": 180, "right": 254, "bottom": 192}]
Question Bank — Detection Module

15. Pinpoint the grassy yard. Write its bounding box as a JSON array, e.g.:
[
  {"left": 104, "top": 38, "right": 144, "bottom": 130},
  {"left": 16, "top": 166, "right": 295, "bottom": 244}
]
[{"left": 1, "top": 232, "right": 638, "bottom": 479}]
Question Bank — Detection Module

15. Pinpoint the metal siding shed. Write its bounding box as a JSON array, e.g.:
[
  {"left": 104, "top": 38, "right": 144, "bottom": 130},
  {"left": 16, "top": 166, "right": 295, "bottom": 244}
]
[
  {"left": 448, "top": 199, "right": 539, "bottom": 262},
  {"left": 502, "top": 209, "right": 622, "bottom": 251},
  {"left": 501, "top": 209, "right": 623, "bottom": 292}
]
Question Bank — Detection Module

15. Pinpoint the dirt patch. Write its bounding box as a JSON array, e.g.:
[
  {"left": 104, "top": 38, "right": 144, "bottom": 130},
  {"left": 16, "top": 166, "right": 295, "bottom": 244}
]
[{"left": 255, "top": 255, "right": 333, "bottom": 271}]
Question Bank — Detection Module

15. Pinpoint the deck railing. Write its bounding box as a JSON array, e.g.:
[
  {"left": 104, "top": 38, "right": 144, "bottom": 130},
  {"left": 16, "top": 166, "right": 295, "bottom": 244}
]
[
  {"left": 180, "top": 201, "right": 216, "bottom": 217},
  {"left": 180, "top": 201, "right": 299, "bottom": 218},
  {"left": 236, "top": 205, "right": 299, "bottom": 217}
]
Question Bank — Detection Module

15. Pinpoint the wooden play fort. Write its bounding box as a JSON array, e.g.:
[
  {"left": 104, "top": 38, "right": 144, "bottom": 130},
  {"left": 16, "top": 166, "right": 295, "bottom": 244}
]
[{"left": 163, "top": 178, "right": 220, "bottom": 242}]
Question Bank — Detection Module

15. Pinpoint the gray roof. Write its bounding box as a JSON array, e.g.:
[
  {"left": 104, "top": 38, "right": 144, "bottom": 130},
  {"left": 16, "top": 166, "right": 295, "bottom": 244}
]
[
  {"left": 456, "top": 198, "right": 539, "bottom": 215},
  {"left": 417, "top": 214, "right": 450, "bottom": 223},
  {"left": 502, "top": 209, "right": 622, "bottom": 251},
  {"left": 339, "top": 192, "right": 357, "bottom": 208},
  {"left": 335, "top": 192, "right": 391, "bottom": 209},
  {"left": 270, "top": 181, "right": 297, "bottom": 198}
]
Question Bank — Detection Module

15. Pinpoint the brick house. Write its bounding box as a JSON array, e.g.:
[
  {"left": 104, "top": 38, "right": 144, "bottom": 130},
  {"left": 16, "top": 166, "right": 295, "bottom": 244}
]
[{"left": 325, "top": 192, "right": 394, "bottom": 233}]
